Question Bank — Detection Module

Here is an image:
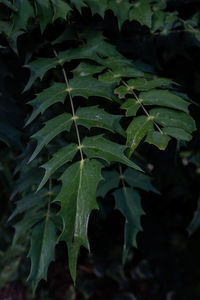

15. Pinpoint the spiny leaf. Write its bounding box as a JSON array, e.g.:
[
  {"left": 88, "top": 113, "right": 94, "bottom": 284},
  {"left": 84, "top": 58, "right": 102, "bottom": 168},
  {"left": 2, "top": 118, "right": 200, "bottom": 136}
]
[
  {"left": 51, "top": 0, "right": 72, "bottom": 22},
  {"left": 35, "top": 0, "right": 53, "bottom": 33},
  {"left": 84, "top": 0, "right": 108, "bottom": 18},
  {"left": 126, "top": 116, "right": 154, "bottom": 155},
  {"left": 115, "top": 86, "right": 132, "bottom": 99},
  {"left": 121, "top": 98, "right": 140, "bottom": 117},
  {"left": 124, "top": 168, "right": 159, "bottom": 194},
  {"left": 97, "top": 170, "right": 120, "bottom": 198},
  {"left": 108, "top": 0, "right": 131, "bottom": 30},
  {"left": 29, "top": 113, "right": 73, "bottom": 162},
  {"left": 12, "top": 0, "right": 34, "bottom": 33},
  {"left": 146, "top": 130, "right": 170, "bottom": 150},
  {"left": 82, "top": 135, "right": 142, "bottom": 171},
  {"left": 162, "top": 127, "right": 192, "bottom": 141},
  {"left": 140, "top": 90, "right": 190, "bottom": 113},
  {"left": 72, "top": 62, "right": 105, "bottom": 77},
  {"left": 129, "top": 0, "right": 153, "bottom": 28},
  {"left": 8, "top": 189, "right": 47, "bottom": 221},
  {"left": 127, "top": 77, "right": 173, "bottom": 91},
  {"left": 38, "top": 143, "right": 78, "bottom": 191},
  {"left": 149, "top": 108, "right": 196, "bottom": 133},
  {"left": 76, "top": 106, "right": 125, "bottom": 136},
  {"left": 69, "top": 76, "right": 116, "bottom": 100},
  {"left": 114, "top": 187, "right": 145, "bottom": 264},
  {"left": 26, "top": 83, "right": 66, "bottom": 126},
  {"left": 70, "top": 0, "right": 87, "bottom": 13},
  {"left": 28, "top": 216, "right": 57, "bottom": 292},
  {"left": 13, "top": 211, "right": 46, "bottom": 246},
  {"left": 55, "top": 159, "right": 103, "bottom": 282}
]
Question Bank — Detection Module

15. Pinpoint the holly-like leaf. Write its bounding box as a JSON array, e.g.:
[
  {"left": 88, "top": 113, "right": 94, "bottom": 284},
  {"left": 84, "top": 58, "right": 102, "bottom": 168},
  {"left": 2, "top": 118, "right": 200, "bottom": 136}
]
[
  {"left": 97, "top": 170, "right": 120, "bottom": 198},
  {"left": 35, "top": 0, "right": 53, "bottom": 33},
  {"left": 28, "top": 216, "right": 57, "bottom": 292},
  {"left": 70, "top": 0, "right": 87, "bottom": 13},
  {"left": 149, "top": 108, "right": 196, "bottom": 133},
  {"left": 12, "top": 0, "right": 34, "bottom": 32},
  {"left": 146, "top": 130, "right": 170, "bottom": 150},
  {"left": 108, "top": 0, "right": 131, "bottom": 30},
  {"left": 124, "top": 168, "right": 159, "bottom": 194},
  {"left": 162, "top": 127, "right": 192, "bottom": 141},
  {"left": 114, "top": 188, "right": 145, "bottom": 264},
  {"left": 69, "top": 76, "right": 116, "bottom": 100},
  {"left": 82, "top": 135, "right": 142, "bottom": 171},
  {"left": 126, "top": 115, "right": 154, "bottom": 155},
  {"left": 127, "top": 77, "right": 172, "bottom": 91},
  {"left": 76, "top": 106, "right": 125, "bottom": 136},
  {"left": 84, "top": 0, "right": 108, "bottom": 18},
  {"left": 72, "top": 62, "right": 105, "bottom": 77},
  {"left": 26, "top": 83, "right": 66, "bottom": 126},
  {"left": 38, "top": 143, "right": 78, "bottom": 191},
  {"left": 8, "top": 189, "right": 47, "bottom": 221},
  {"left": 115, "top": 86, "right": 132, "bottom": 99},
  {"left": 121, "top": 98, "right": 140, "bottom": 116},
  {"left": 55, "top": 159, "right": 103, "bottom": 282},
  {"left": 140, "top": 90, "right": 190, "bottom": 113},
  {"left": 29, "top": 113, "right": 73, "bottom": 162},
  {"left": 129, "top": 0, "right": 153, "bottom": 28},
  {"left": 51, "top": 0, "right": 72, "bottom": 21}
]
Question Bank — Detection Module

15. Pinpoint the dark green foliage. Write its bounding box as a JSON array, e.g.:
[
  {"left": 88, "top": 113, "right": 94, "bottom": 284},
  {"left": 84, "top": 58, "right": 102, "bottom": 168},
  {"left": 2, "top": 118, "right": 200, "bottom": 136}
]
[{"left": 0, "top": 0, "right": 200, "bottom": 298}]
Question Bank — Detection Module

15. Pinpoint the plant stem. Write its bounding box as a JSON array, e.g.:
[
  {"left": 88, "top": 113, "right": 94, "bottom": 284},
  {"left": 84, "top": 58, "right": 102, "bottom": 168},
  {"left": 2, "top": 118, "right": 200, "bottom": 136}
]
[{"left": 53, "top": 49, "right": 84, "bottom": 161}]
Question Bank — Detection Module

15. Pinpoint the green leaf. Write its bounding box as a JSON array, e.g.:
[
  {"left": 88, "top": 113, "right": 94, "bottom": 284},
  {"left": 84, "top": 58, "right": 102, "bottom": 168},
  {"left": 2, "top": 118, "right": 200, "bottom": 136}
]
[
  {"left": 129, "top": 0, "right": 153, "bottom": 28},
  {"left": 82, "top": 135, "right": 142, "bottom": 171},
  {"left": 70, "top": 0, "right": 87, "bottom": 13},
  {"left": 151, "top": 10, "right": 165, "bottom": 32},
  {"left": 97, "top": 170, "right": 120, "bottom": 198},
  {"left": 121, "top": 98, "right": 140, "bottom": 116},
  {"left": 38, "top": 143, "right": 78, "bottom": 191},
  {"left": 76, "top": 106, "right": 125, "bottom": 136},
  {"left": 114, "top": 188, "right": 145, "bottom": 264},
  {"left": 12, "top": 0, "right": 34, "bottom": 32},
  {"left": 162, "top": 127, "right": 192, "bottom": 142},
  {"left": 69, "top": 76, "right": 116, "bottom": 100},
  {"left": 126, "top": 116, "right": 153, "bottom": 155},
  {"left": 127, "top": 77, "right": 172, "bottom": 91},
  {"left": 51, "top": 0, "right": 72, "bottom": 21},
  {"left": 8, "top": 189, "right": 47, "bottom": 221},
  {"left": 124, "top": 168, "right": 159, "bottom": 194},
  {"left": 146, "top": 130, "right": 170, "bottom": 150},
  {"left": 140, "top": 90, "right": 189, "bottom": 113},
  {"left": 26, "top": 83, "right": 66, "bottom": 126},
  {"left": 108, "top": 0, "right": 131, "bottom": 30},
  {"left": 55, "top": 159, "right": 103, "bottom": 282},
  {"left": 72, "top": 62, "right": 105, "bottom": 77},
  {"left": 13, "top": 211, "right": 45, "bottom": 245},
  {"left": 149, "top": 108, "right": 196, "bottom": 133},
  {"left": 29, "top": 113, "right": 73, "bottom": 162},
  {"left": 115, "top": 86, "right": 132, "bottom": 99},
  {"left": 84, "top": 0, "right": 108, "bottom": 18},
  {"left": 28, "top": 217, "right": 57, "bottom": 292},
  {"left": 98, "top": 71, "right": 121, "bottom": 84},
  {"left": 0, "top": 0, "right": 18, "bottom": 11},
  {"left": 35, "top": 0, "right": 53, "bottom": 33}
]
